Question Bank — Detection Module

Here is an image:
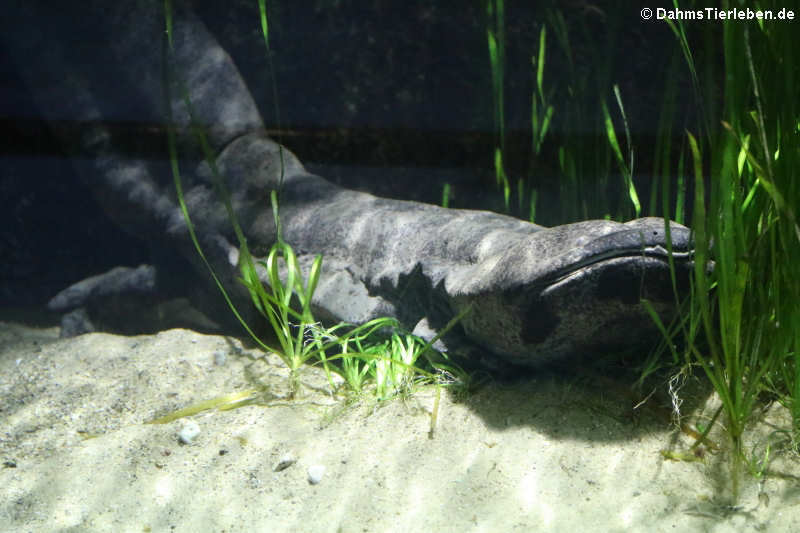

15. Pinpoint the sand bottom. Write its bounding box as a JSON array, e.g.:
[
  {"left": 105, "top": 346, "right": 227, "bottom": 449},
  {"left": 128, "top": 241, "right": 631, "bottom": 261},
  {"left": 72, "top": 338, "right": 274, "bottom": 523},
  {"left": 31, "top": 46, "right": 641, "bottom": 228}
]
[{"left": 2, "top": 320, "right": 799, "bottom": 532}]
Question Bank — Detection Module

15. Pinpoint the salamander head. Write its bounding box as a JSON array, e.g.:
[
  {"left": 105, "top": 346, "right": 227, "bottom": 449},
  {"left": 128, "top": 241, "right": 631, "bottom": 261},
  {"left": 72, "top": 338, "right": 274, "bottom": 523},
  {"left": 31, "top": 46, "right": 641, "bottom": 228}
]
[{"left": 449, "top": 218, "right": 693, "bottom": 367}]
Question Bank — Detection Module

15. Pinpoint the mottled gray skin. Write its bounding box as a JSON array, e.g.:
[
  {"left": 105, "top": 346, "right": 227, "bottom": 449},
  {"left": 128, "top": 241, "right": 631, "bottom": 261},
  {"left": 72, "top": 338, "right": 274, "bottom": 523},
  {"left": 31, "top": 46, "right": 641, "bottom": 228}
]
[{"left": 10, "top": 1, "right": 693, "bottom": 368}]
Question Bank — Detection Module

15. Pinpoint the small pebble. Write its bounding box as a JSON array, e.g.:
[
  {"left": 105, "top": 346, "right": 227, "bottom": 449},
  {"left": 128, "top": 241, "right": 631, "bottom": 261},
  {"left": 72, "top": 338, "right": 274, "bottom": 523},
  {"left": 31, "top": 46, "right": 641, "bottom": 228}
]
[
  {"left": 307, "top": 464, "right": 326, "bottom": 485},
  {"left": 178, "top": 420, "right": 201, "bottom": 444},
  {"left": 274, "top": 453, "right": 296, "bottom": 472}
]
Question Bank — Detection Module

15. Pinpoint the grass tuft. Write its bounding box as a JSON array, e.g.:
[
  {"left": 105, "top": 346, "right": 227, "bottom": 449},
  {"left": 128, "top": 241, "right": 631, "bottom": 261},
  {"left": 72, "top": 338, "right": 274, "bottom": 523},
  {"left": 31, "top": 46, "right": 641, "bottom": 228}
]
[{"left": 664, "top": 5, "right": 800, "bottom": 503}]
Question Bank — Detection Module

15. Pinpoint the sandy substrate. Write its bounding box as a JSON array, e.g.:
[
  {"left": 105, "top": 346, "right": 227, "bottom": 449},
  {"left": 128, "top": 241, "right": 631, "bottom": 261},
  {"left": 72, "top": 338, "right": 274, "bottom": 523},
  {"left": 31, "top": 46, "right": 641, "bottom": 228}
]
[{"left": 1, "top": 319, "right": 799, "bottom": 532}]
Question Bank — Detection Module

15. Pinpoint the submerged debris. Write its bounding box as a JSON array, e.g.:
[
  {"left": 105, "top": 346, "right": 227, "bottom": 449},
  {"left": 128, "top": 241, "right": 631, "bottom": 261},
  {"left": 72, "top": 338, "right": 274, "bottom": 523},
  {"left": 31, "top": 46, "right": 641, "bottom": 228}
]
[
  {"left": 307, "top": 464, "right": 326, "bottom": 485},
  {"left": 178, "top": 420, "right": 201, "bottom": 444},
  {"left": 274, "top": 453, "right": 297, "bottom": 472}
]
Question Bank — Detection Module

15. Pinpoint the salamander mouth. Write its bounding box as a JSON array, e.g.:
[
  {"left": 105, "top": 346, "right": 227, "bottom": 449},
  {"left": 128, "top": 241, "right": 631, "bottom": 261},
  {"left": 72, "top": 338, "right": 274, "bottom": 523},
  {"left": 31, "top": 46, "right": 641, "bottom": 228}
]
[{"left": 540, "top": 245, "right": 694, "bottom": 286}]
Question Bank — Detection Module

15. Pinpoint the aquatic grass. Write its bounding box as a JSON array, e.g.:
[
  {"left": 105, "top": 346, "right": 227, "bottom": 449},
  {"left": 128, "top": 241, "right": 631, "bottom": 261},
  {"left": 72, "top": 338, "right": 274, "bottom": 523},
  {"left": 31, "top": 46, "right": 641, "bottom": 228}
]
[
  {"left": 318, "top": 306, "right": 475, "bottom": 401},
  {"left": 330, "top": 327, "right": 378, "bottom": 394},
  {"left": 480, "top": 7, "right": 616, "bottom": 223},
  {"left": 236, "top": 194, "right": 330, "bottom": 395},
  {"left": 665, "top": 7, "right": 800, "bottom": 502},
  {"left": 525, "top": 23, "right": 553, "bottom": 223},
  {"left": 601, "top": 83, "right": 640, "bottom": 219},
  {"left": 499, "top": 0, "right": 799, "bottom": 504},
  {"left": 148, "top": 390, "right": 261, "bottom": 424},
  {"left": 440, "top": 183, "right": 451, "bottom": 208},
  {"left": 485, "top": 0, "right": 510, "bottom": 210},
  {"left": 481, "top": 7, "right": 640, "bottom": 224},
  {"left": 530, "top": 25, "right": 554, "bottom": 159},
  {"left": 651, "top": 51, "right": 688, "bottom": 224},
  {"left": 526, "top": 8, "right": 629, "bottom": 223},
  {"left": 256, "top": 0, "right": 285, "bottom": 191},
  {"left": 662, "top": 4, "right": 711, "bottom": 146},
  {"left": 371, "top": 333, "right": 430, "bottom": 400}
]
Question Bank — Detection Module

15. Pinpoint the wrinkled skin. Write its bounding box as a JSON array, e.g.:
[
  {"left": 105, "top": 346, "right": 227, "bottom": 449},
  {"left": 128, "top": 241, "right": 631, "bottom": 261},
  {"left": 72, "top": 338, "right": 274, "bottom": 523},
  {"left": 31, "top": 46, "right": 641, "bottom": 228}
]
[{"left": 5, "top": 1, "right": 693, "bottom": 368}]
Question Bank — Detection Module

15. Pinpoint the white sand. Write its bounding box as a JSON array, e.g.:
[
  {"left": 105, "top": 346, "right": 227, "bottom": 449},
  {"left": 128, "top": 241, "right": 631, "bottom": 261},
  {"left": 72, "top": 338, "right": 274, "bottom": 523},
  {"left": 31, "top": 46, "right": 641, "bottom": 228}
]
[{"left": 2, "top": 320, "right": 798, "bottom": 532}]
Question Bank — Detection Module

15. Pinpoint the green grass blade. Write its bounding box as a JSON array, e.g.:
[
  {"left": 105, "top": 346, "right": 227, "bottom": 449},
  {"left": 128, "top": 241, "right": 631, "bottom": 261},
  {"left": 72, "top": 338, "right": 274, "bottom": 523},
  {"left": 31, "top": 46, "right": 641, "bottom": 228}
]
[{"left": 536, "top": 25, "right": 547, "bottom": 103}]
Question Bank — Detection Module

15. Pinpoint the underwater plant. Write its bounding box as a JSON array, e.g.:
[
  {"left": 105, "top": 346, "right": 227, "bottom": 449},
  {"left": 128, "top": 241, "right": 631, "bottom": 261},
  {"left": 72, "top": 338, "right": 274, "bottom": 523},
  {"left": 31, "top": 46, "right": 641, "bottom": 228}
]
[
  {"left": 481, "top": 3, "right": 643, "bottom": 225},
  {"left": 479, "top": 1, "right": 798, "bottom": 505},
  {"left": 654, "top": 1, "right": 800, "bottom": 504}
]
